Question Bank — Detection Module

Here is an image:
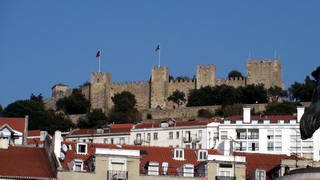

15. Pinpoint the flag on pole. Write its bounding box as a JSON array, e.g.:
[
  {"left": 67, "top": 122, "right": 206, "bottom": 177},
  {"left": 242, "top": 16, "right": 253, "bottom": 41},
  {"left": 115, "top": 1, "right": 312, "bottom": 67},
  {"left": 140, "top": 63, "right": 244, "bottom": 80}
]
[
  {"left": 96, "top": 50, "right": 101, "bottom": 58},
  {"left": 155, "top": 44, "right": 160, "bottom": 52}
]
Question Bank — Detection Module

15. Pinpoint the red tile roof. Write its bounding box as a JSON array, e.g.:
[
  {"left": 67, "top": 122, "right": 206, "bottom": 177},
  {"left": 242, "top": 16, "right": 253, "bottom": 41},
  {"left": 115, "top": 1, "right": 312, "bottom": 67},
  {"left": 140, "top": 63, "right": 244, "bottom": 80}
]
[
  {"left": 68, "top": 124, "right": 134, "bottom": 136},
  {"left": 134, "top": 120, "right": 215, "bottom": 129},
  {"left": 0, "top": 146, "right": 56, "bottom": 179},
  {"left": 28, "top": 130, "right": 41, "bottom": 137},
  {"left": 59, "top": 141, "right": 219, "bottom": 176},
  {"left": 226, "top": 115, "right": 297, "bottom": 124},
  {"left": 0, "top": 117, "right": 26, "bottom": 133},
  {"left": 235, "top": 152, "right": 297, "bottom": 180}
]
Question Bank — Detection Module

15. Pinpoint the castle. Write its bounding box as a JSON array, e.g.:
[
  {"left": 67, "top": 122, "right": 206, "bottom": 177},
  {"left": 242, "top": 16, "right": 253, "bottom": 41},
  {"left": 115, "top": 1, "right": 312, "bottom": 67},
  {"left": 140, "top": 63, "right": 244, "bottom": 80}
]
[{"left": 49, "top": 59, "right": 284, "bottom": 112}]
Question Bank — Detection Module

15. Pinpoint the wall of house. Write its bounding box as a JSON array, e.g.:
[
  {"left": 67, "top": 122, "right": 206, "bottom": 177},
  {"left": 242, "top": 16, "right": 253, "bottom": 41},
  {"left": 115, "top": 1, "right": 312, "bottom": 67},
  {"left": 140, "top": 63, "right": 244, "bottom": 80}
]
[{"left": 66, "top": 134, "right": 131, "bottom": 145}]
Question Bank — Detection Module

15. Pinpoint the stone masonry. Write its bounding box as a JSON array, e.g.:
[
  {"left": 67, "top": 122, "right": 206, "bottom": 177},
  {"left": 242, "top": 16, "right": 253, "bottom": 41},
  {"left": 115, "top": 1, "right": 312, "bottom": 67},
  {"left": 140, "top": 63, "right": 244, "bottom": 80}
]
[{"left": 49, "top": 59, "right": 284, "bottom": 112}]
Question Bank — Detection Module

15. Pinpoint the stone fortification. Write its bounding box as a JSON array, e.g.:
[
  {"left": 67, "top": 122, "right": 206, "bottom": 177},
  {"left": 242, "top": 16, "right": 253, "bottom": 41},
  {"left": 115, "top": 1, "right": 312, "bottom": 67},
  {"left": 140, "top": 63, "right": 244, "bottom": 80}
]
[{"left": 48, "top": 59, "right": 284, "bottom": 113}]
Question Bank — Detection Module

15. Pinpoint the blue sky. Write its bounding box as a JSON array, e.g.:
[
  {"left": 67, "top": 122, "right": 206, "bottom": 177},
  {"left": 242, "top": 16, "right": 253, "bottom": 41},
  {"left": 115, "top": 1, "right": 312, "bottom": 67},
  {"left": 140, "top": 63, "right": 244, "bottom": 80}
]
[{"left": 1, "top": 1, "right": 319, "bottom": 107}]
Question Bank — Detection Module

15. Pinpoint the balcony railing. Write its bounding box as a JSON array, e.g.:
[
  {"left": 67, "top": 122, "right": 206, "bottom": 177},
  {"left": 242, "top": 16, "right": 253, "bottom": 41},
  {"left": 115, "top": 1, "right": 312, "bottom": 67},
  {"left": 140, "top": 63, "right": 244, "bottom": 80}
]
[
  {"left": 216, "top": 176, "right": 236, "bottom": 180},
  {"left": 107, "top": 170, "right": 128, "bottom": 180},
  {"left": 183, "top": 137, "right": 192, "bottom": 143},
  {"left": 134, "top": 139, "right": 142, "bottom": 145}
]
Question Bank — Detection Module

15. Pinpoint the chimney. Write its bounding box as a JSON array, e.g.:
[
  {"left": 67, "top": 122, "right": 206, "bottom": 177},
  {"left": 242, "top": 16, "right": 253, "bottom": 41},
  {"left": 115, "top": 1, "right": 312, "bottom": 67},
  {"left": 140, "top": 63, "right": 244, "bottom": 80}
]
[
  {"left": 23, "top": 115, "right": 29, "bottom": 145},
  {"left": 243, "top": 107, "right": 251, "bottom": 123},
  {"left": 297, "top": 107, "right": 305, "bottom": 122},
  {"left": 53, "top": 131, "right": 63, "bottom": 159}
]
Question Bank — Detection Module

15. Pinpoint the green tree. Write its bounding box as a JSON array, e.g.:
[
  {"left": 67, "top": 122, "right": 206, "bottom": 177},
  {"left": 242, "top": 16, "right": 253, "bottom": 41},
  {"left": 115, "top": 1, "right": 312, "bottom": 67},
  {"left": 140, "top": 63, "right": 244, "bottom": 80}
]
[
  {"left": 3, "top": 94, "right": 74, "bottom": 134},
  {"left": 197, "top": 109, "right": 214, "bottom": 118},
  {"left": 268, "top": 86, "right": 288, "bottom": 103},
  {"left": 289, "top": 76, "right": 316, "bottom": 102},
  {"left": 239, "top": 84, "right": 268, "bottom": 104},
  {"left": 77, "top": 109, "right": 109, "bottom": 128},
  {"left": 265, "top": 102, "right": 302, "bottom": 115},
  {"left": 56, "top": 89, "right": 90, "bottom": 114},
  {"left": 109, "top": 91, "right": 141, "bottom": 123},
  {"left": 112, "top": 91, "right": 137, "bottom": 112},
  {"left": 175, "top": 76, "right": 191, "bottom": 81},
  {"left": 311, "top": 66, "right": 320, "bottom": 81},
  {"left": 228, "top": 70, "right": 243, "bottom": 79},
  {"left": 167, "top": 90, "right": 186, "bottom": 107},
  {"left": 0, "top": 104, "right": 3, "bottom": 115}
]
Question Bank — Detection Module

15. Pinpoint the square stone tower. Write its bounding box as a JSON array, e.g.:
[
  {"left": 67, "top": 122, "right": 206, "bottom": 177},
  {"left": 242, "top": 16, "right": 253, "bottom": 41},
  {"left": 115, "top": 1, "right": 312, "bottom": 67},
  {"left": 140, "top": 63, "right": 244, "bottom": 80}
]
[
  {"left": 196, "top": 65, "right": 216, "bottom": 89},
  {"left": 90, "top": 72, "right": 112, "bottom": 113},
  {"left": 246, "top": 59, "right": 284, "bottom": 89},
  {"left": 150, "top": 66, "right": 169, "bottom": 109}
]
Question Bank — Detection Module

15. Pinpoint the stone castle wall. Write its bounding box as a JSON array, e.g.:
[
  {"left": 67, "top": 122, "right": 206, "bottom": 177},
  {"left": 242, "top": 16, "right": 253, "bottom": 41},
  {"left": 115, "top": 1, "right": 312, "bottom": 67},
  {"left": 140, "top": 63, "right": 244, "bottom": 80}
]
[
  {"left": 216, "top": 77, "right": 246, "bottom": 87},
  {"left": 111, "top": 81, "right": 150, "bottom": 109}
]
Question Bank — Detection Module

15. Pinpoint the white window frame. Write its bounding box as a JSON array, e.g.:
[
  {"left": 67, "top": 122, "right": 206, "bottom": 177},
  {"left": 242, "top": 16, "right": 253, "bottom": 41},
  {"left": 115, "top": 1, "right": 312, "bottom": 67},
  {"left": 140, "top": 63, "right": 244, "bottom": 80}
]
[
  {"left": 174, "top": 148, "right": 184, "bottom": 160},
  {"left": 183, "top": 164, "right": 194, "bottom": 177},
  {"left": 255, "top": 169, "right": 266, "bottom": 180},
  {"left": 198, "top": 150, "right": 208, "bottom": 161},
  {"left": 76, "top": 143, "right": 87, "bottom": 154},
  {"left": 73, "top": 159, "right": 83, "bottom": 172}
]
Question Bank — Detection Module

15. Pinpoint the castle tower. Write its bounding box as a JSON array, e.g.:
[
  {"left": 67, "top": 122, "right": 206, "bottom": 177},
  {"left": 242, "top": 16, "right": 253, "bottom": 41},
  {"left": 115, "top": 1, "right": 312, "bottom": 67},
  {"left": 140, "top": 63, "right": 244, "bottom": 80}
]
[
  {"left": 196, "top": 65, "right": 216, "bottom": 89},
  {"left": 246, "top": 59, "right": 284, "bottom": 89},
  {"left": 51, "top": 83, "right": 71, "bottom": 99},
  {"left": 90, "top": 72, "right": 112, "bottom": 113},
  {"left": 150, "top": 66, "right": 169, "bottom": 109}
]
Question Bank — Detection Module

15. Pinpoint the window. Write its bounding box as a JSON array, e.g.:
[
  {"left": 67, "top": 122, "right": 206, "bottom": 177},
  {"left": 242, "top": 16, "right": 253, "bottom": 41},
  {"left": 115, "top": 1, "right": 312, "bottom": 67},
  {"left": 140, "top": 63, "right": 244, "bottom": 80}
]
[
  {"left": 198, "top": 130, "right": 202, "bottom": 138},
  {"left": 221, "top": 131, "right": 228, "bottom": 140},
  {"left": 120, "top": 137, "right": 125, "bottom": 144},
  {"left": 248, "top": 142, "right": 259, "bottom": 151},
  {"left": 267, "top": 142, "right": 274, "bottom": 151},
  {"left": 103, "top": 138, "right": 108, "bottom": 144},
  {"left": 275, "top": 142, "right": 282, "bottom": 151},
  {"left": 236, "top": 129, "right": 246, "bottom": 139},
  {"left": 73, "top": 159, "right": 83, "bottom": 172},
  {"left": 176, "top": 131, "right": 180, "bottom": 139},
  {"left": 110, "top": 138, "right": 114, "bottom": 144},
  {"left": 147, "top": 133, "right": 151, "bottom": 141},
  {"left": 169, "top": 132, "right": 173, "bottom": 139},
  {"left": 255, "top": 169, "right": 265, "bottom": 180},
  {"left": 235, "top": 142, "right": 247, "bottom": 151},
  {"left": 183, "top": 164, "right": 194, "bottom": 177},
  {"left": 153, "top": 133, "right": 158, "bottom": 140},
  {"left": 174, "top": 149, "right": 184, "bottom": 160},
  {"left": 198, "top": 150, "right": 208, "bottom": 161},
  {"left": 77, "top": 143, "right": 87, "bottom": 154},
  {"left": 278, "top": 120, "right": 284, "bottom": 124},
  {"left": 148, "top": 162, "right": 159, "bottom": 175}
]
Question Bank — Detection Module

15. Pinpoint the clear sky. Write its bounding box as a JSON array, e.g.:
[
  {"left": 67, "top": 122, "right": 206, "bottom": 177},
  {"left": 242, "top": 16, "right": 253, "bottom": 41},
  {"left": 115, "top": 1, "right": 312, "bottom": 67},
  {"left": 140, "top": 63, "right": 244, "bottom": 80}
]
[{"left": 1, "top": 1, "right": 319, "bottom": 107}]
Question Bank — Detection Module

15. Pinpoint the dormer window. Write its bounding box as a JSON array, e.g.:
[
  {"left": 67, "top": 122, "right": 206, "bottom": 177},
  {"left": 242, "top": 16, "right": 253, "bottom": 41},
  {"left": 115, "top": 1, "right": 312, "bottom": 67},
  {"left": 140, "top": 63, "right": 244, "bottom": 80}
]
[
  {"left": 77, "top": 143, "right": 87, "bottom": 154},
  {"left": 255, "top": 169, "right": 266, "bottom": 180},
  {"left": 147, "top": 162, "right": 159, "bottom": 175},
  {"left": 174, "top": 148, "right": 184, "bottom": 160},
  {"left": 73, "top": 159, "right": 83, "bottom": 172},
  {"left": 198, "top": 150, "right": 208, "bottom": 161}
]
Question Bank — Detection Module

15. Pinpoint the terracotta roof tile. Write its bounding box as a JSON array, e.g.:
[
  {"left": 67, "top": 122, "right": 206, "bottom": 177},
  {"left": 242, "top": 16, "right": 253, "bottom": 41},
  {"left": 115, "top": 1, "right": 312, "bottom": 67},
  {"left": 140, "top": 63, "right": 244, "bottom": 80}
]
[
  {"left": 0, "top": 146, "right": 56, "bottom": 179},
  {"left": 69, "top": 124, "right": 134, "bottom": 136},
  {"left": 0, "top": 117, "right": 26, "bottom": 133},
  {"left": 134, "top": 120, "right": 214, "bottom": 129},
  {"left": 60, "top": 141, "right": 219, "bottom": 176},
  {"left": 28, "top": 130, "right": 41, "bottom": 137}
]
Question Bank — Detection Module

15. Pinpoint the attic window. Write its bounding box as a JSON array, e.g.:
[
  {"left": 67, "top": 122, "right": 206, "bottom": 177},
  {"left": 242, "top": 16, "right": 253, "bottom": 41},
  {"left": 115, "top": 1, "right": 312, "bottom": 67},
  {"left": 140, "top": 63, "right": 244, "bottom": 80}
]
[
  {"left": 198, "top": 150, "right": 208, "bottom": 161},
  {"left": 174, "top": 148, "right": 184, "bottom": 160},
  {"left": 77, "top": 143, "right": 87, "bottom": 154},
  {"left": 73, "top": 159, "right": 83, "bottom": 172}
]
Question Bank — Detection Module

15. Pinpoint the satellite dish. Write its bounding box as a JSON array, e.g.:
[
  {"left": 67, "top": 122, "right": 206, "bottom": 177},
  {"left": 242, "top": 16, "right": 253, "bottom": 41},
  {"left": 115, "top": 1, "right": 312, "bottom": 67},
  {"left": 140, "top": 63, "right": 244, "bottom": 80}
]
[
  {"left": 62, "top": 144, "right": 68, "bottom": 152},
  {"left": 60, "top": 152, "right": 65, "bottom": 160}
]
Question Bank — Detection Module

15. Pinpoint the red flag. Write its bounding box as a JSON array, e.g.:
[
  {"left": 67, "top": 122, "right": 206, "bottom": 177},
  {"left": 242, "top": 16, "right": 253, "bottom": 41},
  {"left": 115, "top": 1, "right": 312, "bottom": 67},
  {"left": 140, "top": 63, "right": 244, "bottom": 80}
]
[{"left": 96, "top": 50, "right": 101, "bottom": 58}]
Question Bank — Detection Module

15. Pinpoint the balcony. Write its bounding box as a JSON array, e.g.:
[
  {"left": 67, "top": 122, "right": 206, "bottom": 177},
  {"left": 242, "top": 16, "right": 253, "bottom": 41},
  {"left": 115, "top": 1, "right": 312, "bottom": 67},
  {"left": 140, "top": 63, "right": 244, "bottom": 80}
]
[
  {"left": 183, "top": 137, "right": 192, "bottom": 143},
  {"left": 134, "top": 139, "right": 142, "bottom": 145},
  {"left": 107, "top": 170, "right": 128, "bottom": 180},
  {"left": 247, "top": 135, "right": 259, "bottom": 139},
  {"left": 216, "top": 176, "right": 236, "bottom": 180}
]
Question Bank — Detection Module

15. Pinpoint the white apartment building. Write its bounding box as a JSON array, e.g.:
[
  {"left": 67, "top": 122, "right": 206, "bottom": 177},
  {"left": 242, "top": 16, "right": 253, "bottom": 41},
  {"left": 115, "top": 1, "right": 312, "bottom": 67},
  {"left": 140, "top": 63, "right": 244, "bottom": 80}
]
[
  {"left": 218, "top": 107, "right": 320, "bottom": 161},
  {"left": 130, "top": 119, "right": 220, "bottom": 149}
]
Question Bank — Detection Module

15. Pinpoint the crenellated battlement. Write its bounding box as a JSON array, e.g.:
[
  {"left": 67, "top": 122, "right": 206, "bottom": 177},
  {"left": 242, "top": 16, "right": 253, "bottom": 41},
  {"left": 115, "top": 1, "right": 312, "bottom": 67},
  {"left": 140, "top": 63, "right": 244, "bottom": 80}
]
[
  {"left": 197, "top": 64, "right": 215, "bottom": 69},
  {"left": 216, "top": 77, "right": 247, "bottom": 87},
  {"left": 112, "top": 81, "right": 149, "bottom": 86},
  {"left": 169, "top": 79, "right": 195, "bottom": 83}
]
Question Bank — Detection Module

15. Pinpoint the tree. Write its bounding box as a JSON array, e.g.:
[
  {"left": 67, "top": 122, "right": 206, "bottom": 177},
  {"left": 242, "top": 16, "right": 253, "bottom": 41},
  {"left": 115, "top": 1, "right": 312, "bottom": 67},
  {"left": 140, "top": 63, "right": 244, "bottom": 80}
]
[
  {"left": 77, "top": 109, "right": 109, "bottom": 128},
  {"left": 228, "top": 70, "right": 243, "bottom": 79},
  {"left": 56, "top": 89, "right": 90, "bottom": 114},
  {"left": 265, "top": 102, "right": 302, "bottom": 115},
  {"left": 167, "top": 90, "right": 186, "bottom": 107},
  {"left": 3, "top": 94, "right": 74, "bottom": 134},
  {"left": 268, "top": 86, "right": 288, "bottom": 103},
  {"left": 109, "top": 91, "right": 141, "bottom": 123},
  {"left": 239, "top": 84, "right": 268, "bottom": 104},
  {"left": 198, "top": 109, "right": 214, "bottom": 118},
  {"left": 111, "top": 91, "right": 137, "bottom": 112},
  {"left": 0, "top": 104, "right": 3, "bottom": 115},
  {"left": 175, "top": 76, "right": 191, "bottom": 81},
  {"left": 289, "top": 76, "right": 316, "bottom": 102}
]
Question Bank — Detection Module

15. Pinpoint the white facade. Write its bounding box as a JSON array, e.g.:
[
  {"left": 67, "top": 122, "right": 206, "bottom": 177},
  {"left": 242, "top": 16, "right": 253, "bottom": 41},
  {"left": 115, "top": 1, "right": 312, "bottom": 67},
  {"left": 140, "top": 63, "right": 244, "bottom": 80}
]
[
  {"left": 66, "top": 132, "right": 131, "bottom": 145},
  {"left": 130, "top": 122, "right": 219, "bottom": 149},
  {"left": 217, "top": 107, "right": 320, "bottom": 161}
]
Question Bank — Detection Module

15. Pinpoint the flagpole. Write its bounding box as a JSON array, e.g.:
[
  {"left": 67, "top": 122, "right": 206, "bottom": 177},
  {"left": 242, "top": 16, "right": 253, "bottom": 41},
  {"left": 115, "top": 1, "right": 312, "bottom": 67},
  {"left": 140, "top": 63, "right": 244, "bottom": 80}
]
[
  {"left": 99, "top": 50, "right": 101, "bottom": 73},
  {"left": 158, "top": 43, "right": 161, "bottom": 67}
]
